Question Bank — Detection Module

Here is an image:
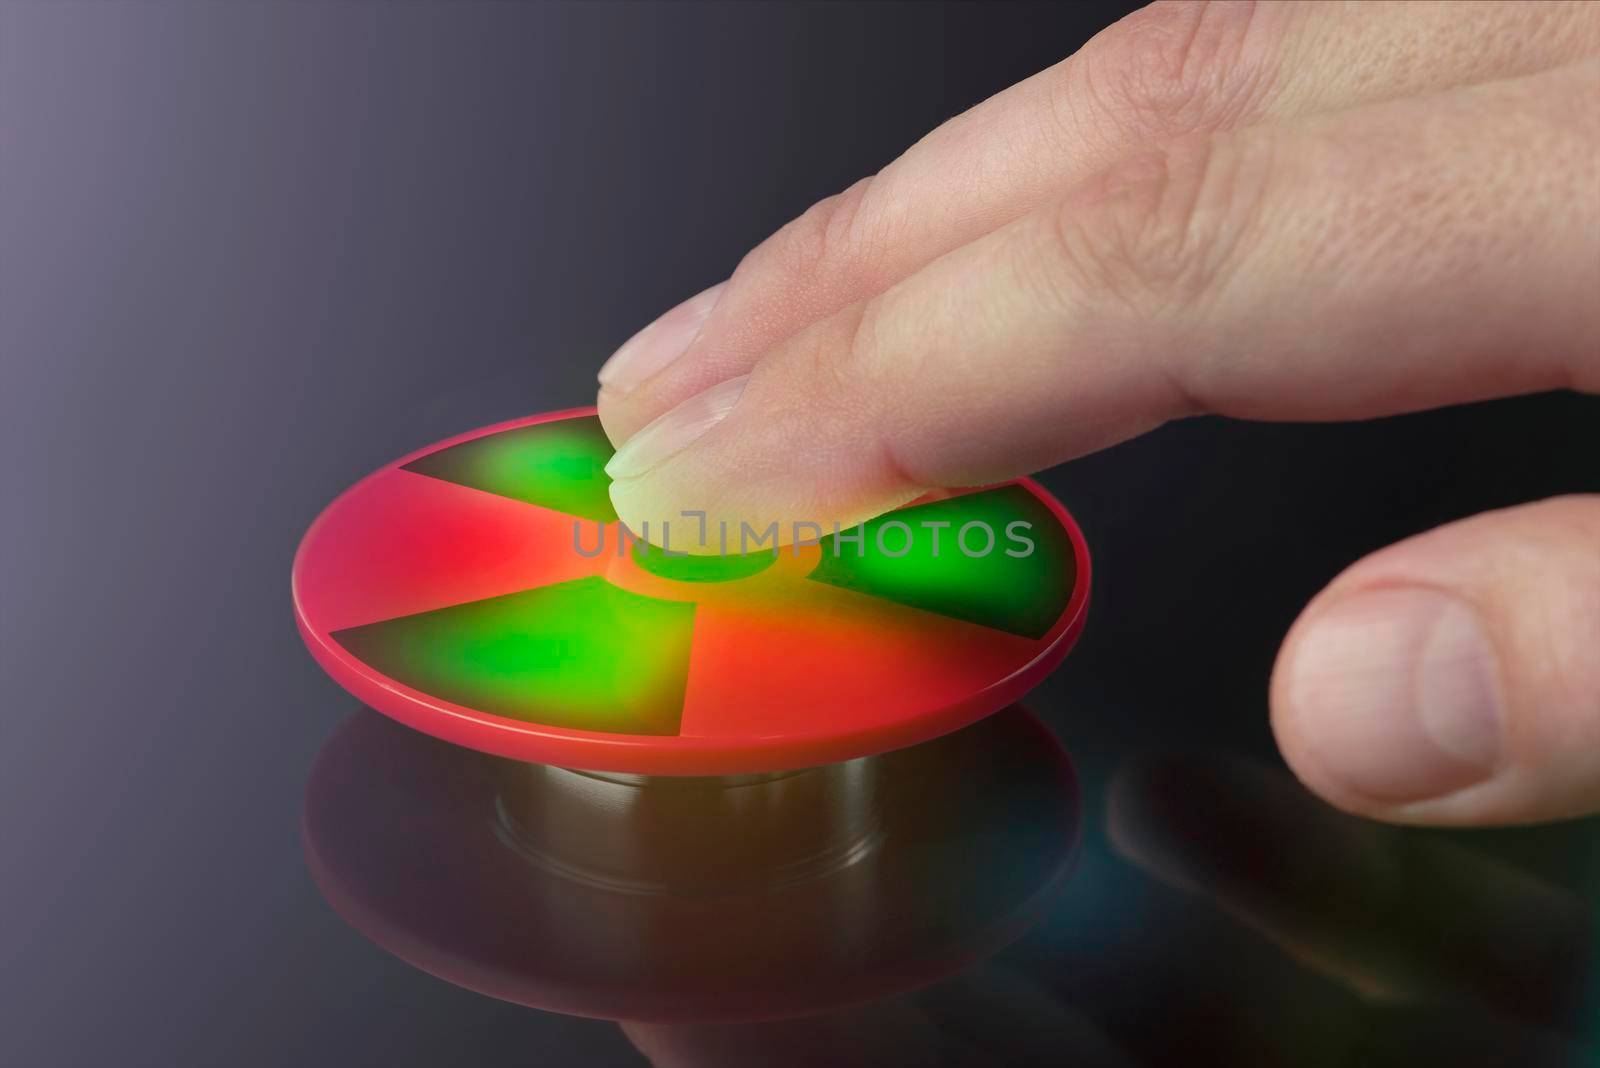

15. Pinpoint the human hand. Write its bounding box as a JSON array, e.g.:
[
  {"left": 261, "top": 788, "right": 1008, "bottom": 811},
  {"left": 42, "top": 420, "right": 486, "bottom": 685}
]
[{"left": 594, "top": 2, "right": 1600, "bottom": 827}]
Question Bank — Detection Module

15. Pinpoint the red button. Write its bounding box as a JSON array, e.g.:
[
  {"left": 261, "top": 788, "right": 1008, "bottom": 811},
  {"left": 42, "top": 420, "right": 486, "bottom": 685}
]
[{"left": 293, "top": 408, "right": 1091, "bottom": 773}]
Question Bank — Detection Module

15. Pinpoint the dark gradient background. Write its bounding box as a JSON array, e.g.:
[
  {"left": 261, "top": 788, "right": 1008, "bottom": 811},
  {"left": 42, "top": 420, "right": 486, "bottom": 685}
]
[{"left": 3, "top": 3, "right": 1597, "bottom": 1066}]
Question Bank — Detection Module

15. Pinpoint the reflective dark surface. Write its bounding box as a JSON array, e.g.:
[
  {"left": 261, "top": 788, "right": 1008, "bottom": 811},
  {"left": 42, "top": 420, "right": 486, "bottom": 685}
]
[
  {"left": 5, "top": 3, "right": 1600, "bottom": 1066},
  {"left": 304, "top": 706, "right": 1078, "bottom": 1023},
  {"left": 304, "top": 706, "right": 1598, "bottom": 1066}
]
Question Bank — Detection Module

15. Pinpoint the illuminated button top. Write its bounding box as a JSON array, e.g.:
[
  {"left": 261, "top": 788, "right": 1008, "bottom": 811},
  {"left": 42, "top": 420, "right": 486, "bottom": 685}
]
[{"left": 292, "top": 407, "right": 1091, "bottom": 774}]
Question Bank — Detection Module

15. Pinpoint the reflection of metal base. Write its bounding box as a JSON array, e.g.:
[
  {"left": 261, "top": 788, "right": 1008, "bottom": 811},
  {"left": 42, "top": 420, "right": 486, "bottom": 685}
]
[
  {"left": 495, "top": 761, "right": 882, "bottom": 896},
  {"left": 303, "top": 706, "right": 1079, "bottom": 1023}
]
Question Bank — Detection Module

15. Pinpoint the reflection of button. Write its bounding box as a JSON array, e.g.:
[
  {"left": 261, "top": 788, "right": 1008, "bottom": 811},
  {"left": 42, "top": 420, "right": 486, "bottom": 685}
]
[
  {"left": 496, "top": 760, "right": 882, "bottom": 896},
  {"left": 292, "top": 407, "right": 1092, "bottom": 774},
  {"left": 302, "top": 704, "right": 1080, "bottom": 1023}
]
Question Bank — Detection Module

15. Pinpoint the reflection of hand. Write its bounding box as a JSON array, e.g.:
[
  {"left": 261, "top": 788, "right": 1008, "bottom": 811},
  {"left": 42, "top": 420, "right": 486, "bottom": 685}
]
[
  {"left": 594, "top": 2, "right": 1600, "bottom": 826},
  {"left": 1106, "top": 752, "right": 1596, "bottom": 1063},
  {"left": 621, "top": 747, "right": 1596, "bottom": 1067}
]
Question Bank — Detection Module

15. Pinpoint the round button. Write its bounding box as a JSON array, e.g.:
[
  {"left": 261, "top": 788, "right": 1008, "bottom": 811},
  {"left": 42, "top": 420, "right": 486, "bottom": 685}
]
[{"left": 292, "top": 407, "right": 1091, "bottom": 774}]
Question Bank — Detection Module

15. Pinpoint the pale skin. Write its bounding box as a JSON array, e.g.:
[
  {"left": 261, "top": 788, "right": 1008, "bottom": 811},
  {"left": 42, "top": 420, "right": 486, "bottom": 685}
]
[{"left": 594, "top": 2, "right": 1600, "bottom": 828}]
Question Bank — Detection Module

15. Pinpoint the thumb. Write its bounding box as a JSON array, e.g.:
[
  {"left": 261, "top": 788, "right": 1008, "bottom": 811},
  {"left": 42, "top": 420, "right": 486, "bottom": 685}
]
[{"left": 1271, "top": 496, "right": 1600, "bottom": 826}]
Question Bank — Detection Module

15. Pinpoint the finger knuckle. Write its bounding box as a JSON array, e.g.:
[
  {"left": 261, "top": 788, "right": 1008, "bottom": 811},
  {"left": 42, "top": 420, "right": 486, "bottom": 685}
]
[
  {"left": 1043, "top": 132, "right": 1269, "bottom": 319},
  {"left": 833, "top": 297, "right": 891, "bottom": 403},
  {"left": 1060, "top": 0, "right": 1274, "bottom": 146},
  {"left": 765, "top": 301, "right": 880, "bottom": 420},
  {"left": 737, "top": 176, "right": 883, "bottom": 299}
]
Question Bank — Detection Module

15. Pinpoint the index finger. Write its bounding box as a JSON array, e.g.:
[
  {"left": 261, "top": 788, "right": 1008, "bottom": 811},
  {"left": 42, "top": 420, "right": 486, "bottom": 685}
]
[
  {"left": 605, "top": 61, "right": 1600, "bottom": 542},
  {"left": 596, "top": 2, "right": 1600, "bottom": 444}
]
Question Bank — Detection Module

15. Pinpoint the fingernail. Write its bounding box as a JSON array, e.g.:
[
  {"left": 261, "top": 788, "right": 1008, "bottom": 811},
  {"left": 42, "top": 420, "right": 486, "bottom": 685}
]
[
  {"left": 597, "top": 282, "right": 726, "bottom": 394},
  {"left": 1284, "top": 588, "right": 1505, "bottom": 804},
  {"left": 604, "top": 374, "right": 749, "bottom": 480}
]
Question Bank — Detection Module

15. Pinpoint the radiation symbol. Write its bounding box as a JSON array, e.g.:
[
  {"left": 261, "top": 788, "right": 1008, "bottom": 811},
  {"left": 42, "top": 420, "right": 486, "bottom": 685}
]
[{"left": 293, "top": 408, "right": 1090, "bottom": 774}]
